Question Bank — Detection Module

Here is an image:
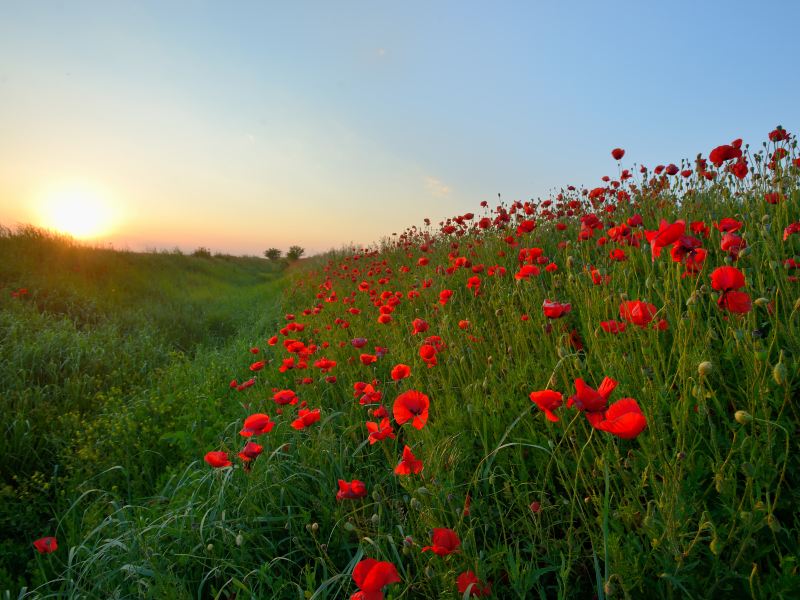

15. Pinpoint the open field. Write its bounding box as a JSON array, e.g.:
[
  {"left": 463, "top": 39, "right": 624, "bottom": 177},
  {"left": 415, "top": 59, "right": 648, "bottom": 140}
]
[{"left": 2, "top": 129, "right": 800, "bottom": 599}]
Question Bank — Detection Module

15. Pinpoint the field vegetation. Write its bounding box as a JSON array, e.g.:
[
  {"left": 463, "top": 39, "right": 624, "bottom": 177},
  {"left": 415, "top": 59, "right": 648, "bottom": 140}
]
[{"left": 3, "top": 127, "right": 799, "bottom": 599}]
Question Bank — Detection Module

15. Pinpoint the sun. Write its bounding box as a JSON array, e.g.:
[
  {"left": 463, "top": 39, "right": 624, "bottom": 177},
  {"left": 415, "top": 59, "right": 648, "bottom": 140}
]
[{"left": 39, "top": 184, "right": 116, "bottom": 239}]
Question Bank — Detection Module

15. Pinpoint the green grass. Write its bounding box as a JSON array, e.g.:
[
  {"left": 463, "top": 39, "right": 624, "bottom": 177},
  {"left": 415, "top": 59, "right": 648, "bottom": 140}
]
[{"left": 0, "top": 226, "right": 287, "bottom": 592}]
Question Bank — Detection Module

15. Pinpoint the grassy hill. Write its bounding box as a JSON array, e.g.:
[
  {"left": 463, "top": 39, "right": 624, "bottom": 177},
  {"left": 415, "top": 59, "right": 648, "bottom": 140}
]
[{"left": 0, "top": 227, "right": 287, "bottom": 591}]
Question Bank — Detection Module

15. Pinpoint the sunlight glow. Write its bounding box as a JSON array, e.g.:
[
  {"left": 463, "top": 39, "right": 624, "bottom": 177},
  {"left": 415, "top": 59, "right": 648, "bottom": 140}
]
[{"left": 38, "top": 183, "right": 117, "bottom": 239}]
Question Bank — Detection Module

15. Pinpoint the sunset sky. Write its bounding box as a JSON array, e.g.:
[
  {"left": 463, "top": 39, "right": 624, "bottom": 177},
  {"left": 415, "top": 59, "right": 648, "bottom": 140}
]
[{"left": 1, "top": 1, "right": 798, "bottom": 255}]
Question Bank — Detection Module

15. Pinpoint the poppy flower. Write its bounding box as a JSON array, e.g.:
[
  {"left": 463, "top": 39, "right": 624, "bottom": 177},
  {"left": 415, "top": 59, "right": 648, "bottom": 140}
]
[
  {"left": 314, "top": 358, "right": 337, "bottom": 373},
  {"left": 594, "top": 398, "right": 647, "bottom": 439},
  {"left": 238, "top": 441, "right": 264, "bottom": 462},
  {"left": 720, "top": 232, "right": 746, "bottom": 259},
  {"left": 529, "top": 390, "right": 563, "bottom": 422},
  {"left": 439, "top": 289, "right": 453, "bottom": 305},
  {"left": 273, "top": 389, "right": 299, "bottom": 405},
  {"left": 714, "top": 218, "right": 742, "bottom": 233},
  {"left": 240, "top": 413, "right": 275, "bottom": 437},
  {"left": 350, "top": 558, "right": 401, "bottom": 600},
  {"left": 291, "top": 408, "right": 321, "bottom": 430},
  {"left": 394, "top": 445, "right": 424, "bottom": 475},
  {"left": 645, "top": 220, "right": 685, "bottom": 261},
  {"left": 769, "top": 126, "right": 789, "bottom": 142},
  {"left": 249, "top": 360, "right": 267, "bottom": 372},
  {"left": 567, "top": 377, "right": 618, "bottom": 413},
  {"left": 33, "top": 537, "right": 58, "bottom": 554},
  {"left": 411, "top": 318, "right": 429, "bottom": 335},
  {"left": 391, "top": 363, "right": 411, "bottom": 381},
  {"left": 360, "top": 353, "right": 378, "bottom": 365},
  {"left": 600, "top": 320, "right": 627, "bottom": 334},
  {"left": 611, "top": 148, "right": 625, "bottom": 160},
  {"left": 366, "top": 417, "right": 395, "bottom": 444},
  {"left": 542, "top": 299, "right": 571, "bottom": 319},
  {"left": 204, "top": 451, "right": 232, "bottom": 468},
  {"left": 719, "top": 290, "right": 752, "bottom": 314},
  {"left": 236, "top": 378, "right": 256, "bottom": 391},
  {"left": 422, "top": 528, "right": 460, "bottom": 556},
  {"left": 619, "top": 300, "right": 658, "bottom": 328},
  {"left": 336, "top": 479, "right": 368, "bottom": 501},
  {"left": 457, "top": 570, "right": 492, "bottom": 597},
  {"left": 419, "top": 344, "right": 438, "bottom": 367},
  {"left": 351, "top": 337, "right": 368, "bottom": 348},
  {"left": 709, "top": 143, "right": 742, "bottom": 167},
  {"left": 393, "top": 390, "right": 430, "bottom": 429},
  {"left": 710, "top": 266, "right": 745, "bottom": 291}
]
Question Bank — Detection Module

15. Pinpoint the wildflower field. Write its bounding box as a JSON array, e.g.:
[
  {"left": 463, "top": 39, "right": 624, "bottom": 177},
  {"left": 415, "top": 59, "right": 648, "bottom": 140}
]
[{"left": 4, "top": 127, "right": 800, "bottom": 599}]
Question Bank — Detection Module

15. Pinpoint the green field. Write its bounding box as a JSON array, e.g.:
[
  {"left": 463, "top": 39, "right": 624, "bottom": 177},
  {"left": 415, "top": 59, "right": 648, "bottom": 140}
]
[{"left": 0, "top": 226, "right": 287, "bottom": 593}]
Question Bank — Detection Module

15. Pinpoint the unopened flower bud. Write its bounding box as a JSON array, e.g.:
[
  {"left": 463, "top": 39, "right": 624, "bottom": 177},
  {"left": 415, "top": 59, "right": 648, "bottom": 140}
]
[
  {"left": 698, "top": 361, "right": 713, "bottom": 377},
  {"left": 735, "top": 410, "right": 753, "bottom": 425}
]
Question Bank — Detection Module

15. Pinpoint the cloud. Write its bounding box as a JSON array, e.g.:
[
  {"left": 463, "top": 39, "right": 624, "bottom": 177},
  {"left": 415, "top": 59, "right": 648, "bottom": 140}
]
[{"left": 424, "top": 176, "right": 451, "bottom": 198}]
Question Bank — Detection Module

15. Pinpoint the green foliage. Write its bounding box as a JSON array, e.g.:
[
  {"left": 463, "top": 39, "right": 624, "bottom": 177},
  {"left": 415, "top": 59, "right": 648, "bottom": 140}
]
[{"left": 265, "top": 247, "right": 282, "bottom": 261}]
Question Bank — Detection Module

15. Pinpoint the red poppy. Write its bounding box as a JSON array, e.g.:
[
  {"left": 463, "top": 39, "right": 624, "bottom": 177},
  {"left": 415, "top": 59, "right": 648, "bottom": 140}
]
[
  {"left": 600, "top": 320, "right": 627, "bottom": 334},
  {"left": 422, "top": 528, "right": 460, "bottom": 556},
  {"left": 419, "top": 344, "right": 438, "bottom": 367},
  {"left": 619, "top": 300, "right": 658, "bottom": 328},
  {"left": 645, "top": 219, "right": 685, "bottom": 261},
  {"left": 439, "top": 289, "right": 453, "bottom": 305},
  {"left": 719, "top": 290, "right": 752, "bottom": 313},
  {"left": 350, "top": 558, "right": 401, "bottom": 600},
  {"left": 204, "top": 451, "right": 232, "bottom": 468},
  {"left": 240, "top": 413, "right": 275, "bottom": 437},
  {"left": 710, "top": 266, "right": 745, "bottom": 291},
  {"left": 313, "top": 358, "right": 337, "bottom": 373},
  {"left": 608, "top": 248, "right": 627, "bottom": 261},
  {"left": 768, "top": 126, "right": 789, "bottom": 142},
  {"left": 714, "top": 218, "right": 742, "bottom": 233},
  {"left": 411, "top": 318, "right": 429, "bottom": 335},
  {"left": 458, "top": 319, "right": 470, "bottom": 330},
  {"left": 529, "top": 390, "right": 563, "bottom": 422},
  {"left": 542, "top": 299, "right": 571, "bottom": 319},
  {"left": 594, "top": 398, "right": 647, "bottom": 439},
  {"left": 393, "top": 390, "right": 430, "bottom": 429},
  {"left": 33, "top": 536, "right": 58, "bottom": 554},
  {"left": 366, "top": 418, "right": 395, "bottom": 444},
  {"left": 457, "top": 570, "right": 492, "bottom": 597},
  {"left": 291, "top": 408, "right": 321, "bottom": 430},
  {"left": 567, "top": 377, "right": 618, "bottom": 413},
  {"left": 611, "top": 148, "right": 625, "bottom": 160},
  {"left": 336, "top": 479, "right": 368, "bottom": 501},
  {"left": 709, "top": 143, "right": 743, "bottom": 167},
  {"left": 273, "top": 389, "right": 299, "bottom": 405},
  {"left": 391, "top": 364, "right": 411, "bottom": 381},
  {"left": 238, "top": 441, "right": 264, "bottom": 462},
  {"left": 360, "top": 353, "right": 378, "bottom": 365},
  {"left": 249, "top": 360, "right": 267, "bottom": 372},
  {"left": 394, "top": 445, "right": 424, "bottom": 475}
]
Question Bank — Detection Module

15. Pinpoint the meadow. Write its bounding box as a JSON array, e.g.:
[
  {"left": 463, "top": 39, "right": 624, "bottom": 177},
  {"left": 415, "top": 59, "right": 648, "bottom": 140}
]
[{"left": 3, "top": 127, "right": 799, "bottom": 599}]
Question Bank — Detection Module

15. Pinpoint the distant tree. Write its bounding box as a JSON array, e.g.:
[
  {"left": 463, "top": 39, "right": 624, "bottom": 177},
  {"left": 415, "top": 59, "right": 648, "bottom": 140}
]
[
  {"left": 192, "top": 246, "right": 212, "bottom": 258},
  {"left": 264, "top": 247, "right": 282, "bottom": 261},
  {"left": 287, "top": 246, "right": 305, "bottom": 261}
]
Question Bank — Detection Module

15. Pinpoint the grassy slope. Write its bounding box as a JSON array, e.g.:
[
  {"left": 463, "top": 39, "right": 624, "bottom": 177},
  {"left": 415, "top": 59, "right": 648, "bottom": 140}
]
[
  {"left": 5, "top": 139, "right": 800, "bottom": 599},
  {"left": 0, "top": 227, "right": 287, "bottom": 592}
]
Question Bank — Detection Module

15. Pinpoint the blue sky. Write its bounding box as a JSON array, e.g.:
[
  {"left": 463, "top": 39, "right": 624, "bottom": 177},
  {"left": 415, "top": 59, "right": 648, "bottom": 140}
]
[{"left": 1, "top": 1, "right": 798, "bottom": 254}]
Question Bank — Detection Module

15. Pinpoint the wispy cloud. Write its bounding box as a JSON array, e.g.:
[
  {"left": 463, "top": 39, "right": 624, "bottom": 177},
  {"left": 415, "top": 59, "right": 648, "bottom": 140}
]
[{"left": 424, "top": 176, "right": 451, "bottom": 198}]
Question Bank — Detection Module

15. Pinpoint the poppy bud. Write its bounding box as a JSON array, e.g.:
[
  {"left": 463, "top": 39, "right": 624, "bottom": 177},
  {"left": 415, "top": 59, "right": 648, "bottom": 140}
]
[
  {"left": 235, "top": 533, "right": 243, "bottom": 546},
  {"left": 773, "top": 361, "right": 787, "bottom": 385},
  {"left": 768, "top": 514, "right": 781, "bottom": 532},
  {"left": 734, "top": 410, "right": 753, "bottom": 424},
  {"left": 698, "top": 361, "right": 713, "bottom": 377},
  {"left": 311, "top": 522, "right": 319, "bottom": 533},
  {"left": 410, "top": 498, "right": 422, "bottom": 511},
  {"left": 761, "top": 214, "right": 771, "bottom": 224},
  {"left": 709, "top": 536, "right": 722, "bottom": 555},
  {"left": 344, "top": 522, "right": 356, "bottom": 531},
  {"left": 754, "top": 297, "right": 769, "bottom": 307},
  {"left": 371, "top": 513, "right": 380, "bottom": 525}
]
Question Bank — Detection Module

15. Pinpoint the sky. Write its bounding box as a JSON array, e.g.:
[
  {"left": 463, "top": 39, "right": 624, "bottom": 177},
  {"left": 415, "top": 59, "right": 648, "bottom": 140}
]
[{"left": 1, "top": 1, "right": 798, "bottom": 255}]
